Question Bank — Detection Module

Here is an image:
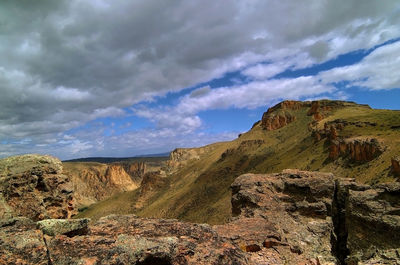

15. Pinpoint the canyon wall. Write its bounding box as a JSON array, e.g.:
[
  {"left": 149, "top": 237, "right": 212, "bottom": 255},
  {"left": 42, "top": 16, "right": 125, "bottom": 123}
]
[{"left": 63, "top": 162, "right": 146, "bottom": 206}]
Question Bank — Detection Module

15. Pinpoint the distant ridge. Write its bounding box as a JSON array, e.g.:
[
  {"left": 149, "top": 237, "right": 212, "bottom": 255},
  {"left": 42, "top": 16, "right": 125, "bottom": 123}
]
[{"left": 63, "top": 152, "right": 170, "bottom": 163}]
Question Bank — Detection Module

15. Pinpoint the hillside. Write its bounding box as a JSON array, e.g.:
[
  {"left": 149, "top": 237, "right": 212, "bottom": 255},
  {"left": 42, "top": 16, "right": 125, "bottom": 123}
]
[{"left": 77, "top": 100, "right": 400, "bottom": 224}]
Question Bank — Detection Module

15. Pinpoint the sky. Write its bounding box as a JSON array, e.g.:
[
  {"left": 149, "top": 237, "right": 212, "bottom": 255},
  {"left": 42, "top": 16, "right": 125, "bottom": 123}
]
[{"left": 1, "top": 0, "right": 400, "bottom": 160}]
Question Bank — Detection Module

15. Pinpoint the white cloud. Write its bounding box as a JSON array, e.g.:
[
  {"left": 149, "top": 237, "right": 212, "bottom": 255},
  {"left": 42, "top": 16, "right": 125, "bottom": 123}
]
[
  {"left": 0, "top": 0, "right": 399, "bottom": 158},
  {"left": 319, "top": 41, "right": 400, "bottom": 90},
  {"left": 134, "top": 76, "right": 335, "bottom": 134}
]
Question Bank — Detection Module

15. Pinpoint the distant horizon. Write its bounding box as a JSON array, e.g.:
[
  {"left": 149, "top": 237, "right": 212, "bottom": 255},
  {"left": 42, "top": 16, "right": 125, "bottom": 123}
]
[{"left": 1, "top": 1, "right": 400, "bottom": 160}]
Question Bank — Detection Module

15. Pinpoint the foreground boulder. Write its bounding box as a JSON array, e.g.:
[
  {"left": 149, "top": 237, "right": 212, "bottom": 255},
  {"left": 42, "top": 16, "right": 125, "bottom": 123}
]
[
  {"left": 216, "top": 170, "right": 337, "bottom": 264},
  {"left": 341, "top": 180, "right": 400, "bottom": 264},
  {"left": 0, "top": 154, "right": 76, "bottom": 220},
  {"left": 215, "top": 170, "right": 400, "bottom": 265}
]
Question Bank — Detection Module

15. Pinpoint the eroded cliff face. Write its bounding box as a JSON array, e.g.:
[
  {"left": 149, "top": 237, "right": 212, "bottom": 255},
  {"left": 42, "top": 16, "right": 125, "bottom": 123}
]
[
  {"left": 0, "top": 154, "right": 76, "bottom": 221},
  {"left": 260, "top": 100, "right": 305, "bottom": 130},
  {"left": 259, "top": 100, "right": 354, "bottom": 131},
  {"left": 64, "top": 162, "right": 144, "bottom": 206},
  {"left": 261, "top": 111, "right": 296, "bottom": 131},
  {"left": 329, "top": 138, "right": 383, "bottom": 162}
]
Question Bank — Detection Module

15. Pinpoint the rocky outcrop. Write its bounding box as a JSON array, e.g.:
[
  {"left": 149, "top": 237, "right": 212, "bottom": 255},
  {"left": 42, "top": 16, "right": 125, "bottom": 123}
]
[
  {"left": 329, "top": 138, "right": 383, "bottom": 162},
  {"left": 391, "top": 157, "right": 400, "bottom": 176},
  {"left": 120, "top": 161, "right": 146, "bottom": 183},
  {"left": 338, "top": 179, "right": 400, "bottom": 264},
  {"left": 218, "top": 169, "right": 337, "bottom": 264},
  {"left": 218, "top": 170, "right": 400, "bottom": 265},
  {"left": 1, "top": 215, "right": 248, "bottom": 265},
  {"left": 259, "top": 100, "right": 310, "bottom": 131},
  {"left": 168, "top": 145, "right": 215, "bottom": 169},
  {"left": 37, "top": 218, "right": 89, "bottom": 236},
  {"left": 307, "top": 100, "right": 352, "bottom": 121},
  {"left": 266, "top": 100, "right": 308, "bottom": 113},
  {"left": 311, "top": 119, "right": 377, "bottom": 142},
  {"left": 105, "top": 164, "right": 139, "bottom": 190},
  {"left": 0, "top": 154, "right": 76, "bottom": 221},
  {"left": 261, "top": 111, "right": 296, "bottom": 130}
]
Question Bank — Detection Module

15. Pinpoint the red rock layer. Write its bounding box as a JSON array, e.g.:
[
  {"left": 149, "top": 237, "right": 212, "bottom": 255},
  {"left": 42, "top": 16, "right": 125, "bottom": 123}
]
[
  {"left": 329, "top": 138, "right": 382, "bottom": 162},
  {"left": 261, "top": 111, "right": 296, "bottom": 131}
]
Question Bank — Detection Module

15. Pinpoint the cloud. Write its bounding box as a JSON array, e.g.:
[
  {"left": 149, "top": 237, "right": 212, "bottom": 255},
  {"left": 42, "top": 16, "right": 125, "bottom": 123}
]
[
  {"left": 319, "top": 41, "right": 400, "bottom": 90},
  {"left": 0, "top": 0, "right": 399, "bottom": 158},
  {"left": 135, "top": 76, "right": 335, "bottom": 133}
]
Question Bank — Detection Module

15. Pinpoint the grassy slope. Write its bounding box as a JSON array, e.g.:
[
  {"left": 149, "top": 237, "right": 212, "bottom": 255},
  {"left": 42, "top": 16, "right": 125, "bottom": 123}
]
[{"left": 77, "top": 102, "right": 400, "bottom": 224}]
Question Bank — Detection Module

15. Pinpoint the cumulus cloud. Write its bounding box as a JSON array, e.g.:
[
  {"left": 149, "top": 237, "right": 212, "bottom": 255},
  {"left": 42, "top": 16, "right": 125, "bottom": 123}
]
[{"left": 0, "top": 0, "right": 399, "bottom": 158}]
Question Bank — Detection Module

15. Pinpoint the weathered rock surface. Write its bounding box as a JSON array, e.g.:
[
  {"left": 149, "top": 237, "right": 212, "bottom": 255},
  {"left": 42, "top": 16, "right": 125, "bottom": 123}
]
[
  {"left": 217, "top": 170, "right": 400, "bottom": 265},
  {"left": 260, "top": 101, "right": 305, "bottom": 131},
  {"left": 329, "top": 138, "right": 382, "bottom": 162},
  {"left": 120, "top": 161, "right": 147, "bottom": 182},
  {"left": 0, "top": 217, "right": 49, "bottom": 265},
  {"left": 1, "top": 215, "right": 248, "bottom": 265},
  {"left": 340, "top": 179, "right": 400, "bottom": 264},
  {"left": 0, "top": 154, "right": 76, "bottom": 221},
  {"left": 266, "top": 100, "right": 307, "bottom": 113},
  {"left": 219, "top": 169, "right": 337, "bottom": 264},
  {"left": 37, "top": 218, "right": 89, "bottom": 236},
  {"left": 312, "top": 119, "right": 378, "bottom": 143}
]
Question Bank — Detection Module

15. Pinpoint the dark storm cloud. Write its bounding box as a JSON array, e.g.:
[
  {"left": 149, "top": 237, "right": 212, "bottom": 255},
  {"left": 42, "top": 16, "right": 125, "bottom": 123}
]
[{"left": 0, "top": 0, "right": 399, "bottom": 158}]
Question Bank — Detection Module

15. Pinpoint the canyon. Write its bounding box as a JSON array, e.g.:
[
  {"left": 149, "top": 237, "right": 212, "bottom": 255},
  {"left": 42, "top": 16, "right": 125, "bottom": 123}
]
[
  {"left": 1, "top": 157, "right": 399, "bottom": 264},
  {"left": 1, "top": 99, "right": 400, "bottom": 264}
]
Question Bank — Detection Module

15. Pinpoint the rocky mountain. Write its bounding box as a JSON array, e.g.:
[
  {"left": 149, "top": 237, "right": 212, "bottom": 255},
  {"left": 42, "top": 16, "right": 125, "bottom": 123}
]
[{"left": 78, "top": 100, "right": 400, "bottom": 225}]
